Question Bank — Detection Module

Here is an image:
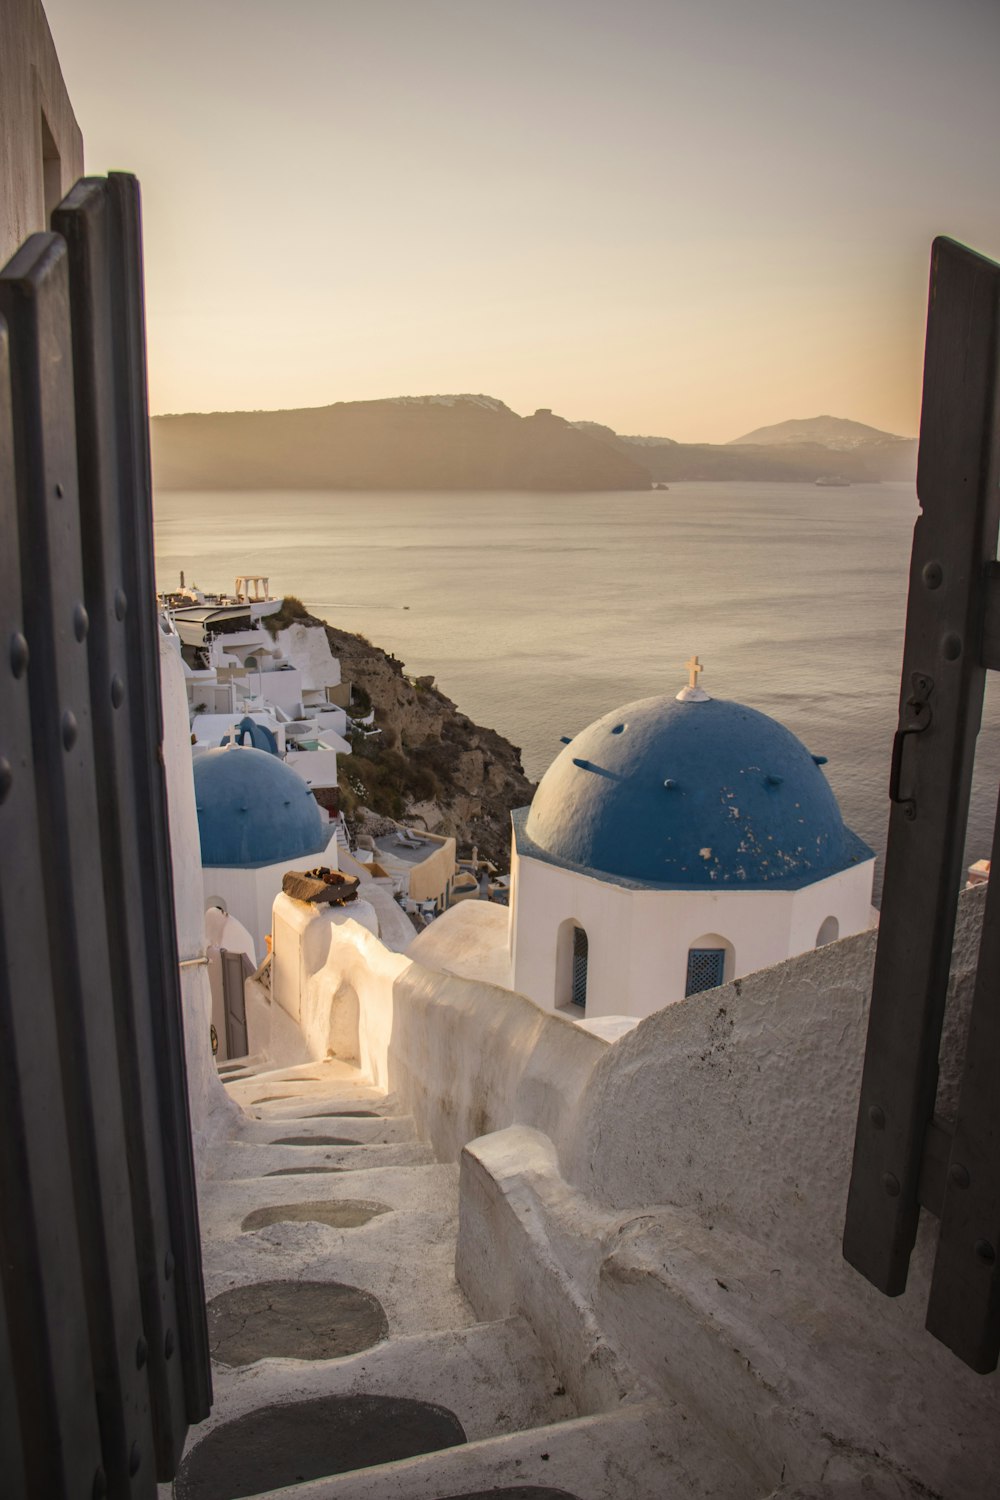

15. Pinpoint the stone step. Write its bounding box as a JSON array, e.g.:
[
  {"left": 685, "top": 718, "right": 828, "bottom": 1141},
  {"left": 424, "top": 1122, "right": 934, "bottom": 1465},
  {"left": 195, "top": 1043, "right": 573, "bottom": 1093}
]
[
  {"left": 216, "top": 1055, "right": 268, "bottom": 1081},
  {"left": 205, "top": 1138, "right": 438, "bottom": 1181},
  {"left": 202, "top": 1398, "right": 748, "bottom": 1500},
  {"left": 200, "top": 1163, "right": 472, "bottom": 1341},
  {"left": 175, "top": 1317, "right": 579, "bottom": 1500},
  {"left": 221, "top": 1089, "right": 393, "bottom": 1114},
  {"left": 239, "top": 1112, "right": 419, "bottom": 1145},
  {"left": 245, "top": 1093, "right": 396, "bottom": 1119},
  {"left": 222, "top": 1058, "right": 384, "bottom": 1108},
  {"left": 203, "top": 1158, "right": 461, "bottom": 1230},
  {"left": 202, "top": 1161, "right": 460, "bottom": 1240}
]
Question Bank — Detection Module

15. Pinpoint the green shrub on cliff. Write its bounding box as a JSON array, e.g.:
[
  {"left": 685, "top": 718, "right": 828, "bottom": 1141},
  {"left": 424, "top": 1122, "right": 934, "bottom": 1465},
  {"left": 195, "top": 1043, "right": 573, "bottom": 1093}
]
[{"left": 262, "top": 595, "right": 311, "bottom": 635}]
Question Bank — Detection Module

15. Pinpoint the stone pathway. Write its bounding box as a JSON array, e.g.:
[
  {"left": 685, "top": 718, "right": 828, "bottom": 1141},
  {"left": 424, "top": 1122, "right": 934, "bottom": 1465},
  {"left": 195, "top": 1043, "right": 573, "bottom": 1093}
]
[{"left": 172, "top": 1057, "right": 754, "bottom": 1500}]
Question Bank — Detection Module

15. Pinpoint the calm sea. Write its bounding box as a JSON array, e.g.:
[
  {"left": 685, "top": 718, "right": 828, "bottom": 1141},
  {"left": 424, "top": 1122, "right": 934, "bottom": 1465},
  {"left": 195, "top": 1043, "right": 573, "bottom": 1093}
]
[{"left": 154, "top": 481, "right": 1000, "bottom": 900}]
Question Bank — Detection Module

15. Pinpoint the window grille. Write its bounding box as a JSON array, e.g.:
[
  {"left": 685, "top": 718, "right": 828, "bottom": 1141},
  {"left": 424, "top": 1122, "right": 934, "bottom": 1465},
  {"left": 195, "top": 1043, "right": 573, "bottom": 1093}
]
[
  {"left": 686, "top": 947, "right": 725, "bottom": 996},
  {"left": 571, "top": 927, "right": 588, "bottom": 1009}
]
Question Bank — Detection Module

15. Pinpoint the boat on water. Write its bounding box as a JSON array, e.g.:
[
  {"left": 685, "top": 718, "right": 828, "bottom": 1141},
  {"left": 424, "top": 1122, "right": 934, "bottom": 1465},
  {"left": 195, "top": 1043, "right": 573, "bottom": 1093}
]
[{"left": 815, "top": 475, "right": 851, "bottom": 487}]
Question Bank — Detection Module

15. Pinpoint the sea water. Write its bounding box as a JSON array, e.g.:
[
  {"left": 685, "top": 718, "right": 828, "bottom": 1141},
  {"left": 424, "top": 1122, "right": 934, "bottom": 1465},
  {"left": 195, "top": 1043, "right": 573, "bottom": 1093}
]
[{"left": 154, "top": 481, "right": 1000, "bottom": 899}]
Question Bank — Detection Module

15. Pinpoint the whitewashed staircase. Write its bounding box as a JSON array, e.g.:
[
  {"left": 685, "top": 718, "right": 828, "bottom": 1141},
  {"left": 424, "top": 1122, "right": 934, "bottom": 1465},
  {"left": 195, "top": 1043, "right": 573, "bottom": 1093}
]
[{"left": 171, "top": 1057, "right": 761, "bottom": 1500}]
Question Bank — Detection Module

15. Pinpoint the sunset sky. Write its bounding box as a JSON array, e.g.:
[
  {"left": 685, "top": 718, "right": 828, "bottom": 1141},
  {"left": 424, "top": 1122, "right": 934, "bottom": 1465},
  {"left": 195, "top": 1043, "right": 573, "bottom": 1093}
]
[{"left": 43, "top": 0, "right": 1000, "bottom": 443}]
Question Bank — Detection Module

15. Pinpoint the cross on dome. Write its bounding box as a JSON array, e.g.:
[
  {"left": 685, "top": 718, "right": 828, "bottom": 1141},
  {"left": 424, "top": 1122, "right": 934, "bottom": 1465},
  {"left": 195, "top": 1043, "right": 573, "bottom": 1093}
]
[{"left": 676, "top": 653, "right": 711, "bottom": 703}]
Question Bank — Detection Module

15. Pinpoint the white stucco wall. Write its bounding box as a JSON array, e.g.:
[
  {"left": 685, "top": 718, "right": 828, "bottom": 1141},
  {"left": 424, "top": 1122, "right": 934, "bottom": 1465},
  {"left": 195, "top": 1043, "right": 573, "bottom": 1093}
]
[
  {"left": 275, "top": 621, "right": 342, "bottom": 690},
  {"left": 408, "top": 900, "right": 513, "bottom": 989},
  {"left": 270, "top": 895, "right": 385, "bottom": 1063},
  {"left": 159, "top": 637, "right": 238, "bottom": 1145},
  {"left": 204, "top": 905, "right": 257, "bottom": 968},
  {"left": 511, "top": 842, "right": 874, "bottom": 1018},
  {"left": 202, "top": 828, "right": 340, "bottom": 959},
  {"left": 785, "top": 858, "right": 875, "bottom": 954},
  {"left": 191, "top": 710, "right": 286, "bottom": 753},
  {"left": 269, "top": 893, "right": 607, "bottom": 1163},
  {"left": 285, "top": 746, "right": 340, "bottom": 791},
  {"left": 0, "top": 0, "right": 84, "bottom": 265},
  {"left": 254, "top": 666, "right": 303, "bottom": 716}
]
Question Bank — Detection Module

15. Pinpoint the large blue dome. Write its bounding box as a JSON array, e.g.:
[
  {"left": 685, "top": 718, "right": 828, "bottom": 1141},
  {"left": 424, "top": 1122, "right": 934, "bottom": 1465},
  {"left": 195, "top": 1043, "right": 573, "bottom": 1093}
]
[
  {"left": 194, "top": 745, "right": 326, "bottom": 868},
  {"left": 521, "top": 693, "right": 871, "bottom": 889}
]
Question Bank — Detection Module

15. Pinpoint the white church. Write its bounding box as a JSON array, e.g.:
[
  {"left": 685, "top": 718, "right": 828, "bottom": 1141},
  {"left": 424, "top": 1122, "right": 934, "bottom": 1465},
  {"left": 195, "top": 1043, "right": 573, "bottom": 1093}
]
[{"left": 504, "top": 657, "right": 877, "bottom": 1022}]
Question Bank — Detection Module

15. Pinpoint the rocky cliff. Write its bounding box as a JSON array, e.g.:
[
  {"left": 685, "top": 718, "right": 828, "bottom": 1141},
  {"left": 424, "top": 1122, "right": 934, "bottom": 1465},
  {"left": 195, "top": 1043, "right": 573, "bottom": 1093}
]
[{"left": 267, "top": 599, "right": 535, "bottom": 867}]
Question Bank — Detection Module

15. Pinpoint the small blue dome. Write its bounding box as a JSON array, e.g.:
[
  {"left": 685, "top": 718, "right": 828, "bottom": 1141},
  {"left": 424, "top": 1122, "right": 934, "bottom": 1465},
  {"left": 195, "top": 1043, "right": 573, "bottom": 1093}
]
[
  {"left": 522, "top": 694, "right": 871, "bottom": 889},
  {"left": 194, "top": 745, "right": 326, "bottom": 868}
]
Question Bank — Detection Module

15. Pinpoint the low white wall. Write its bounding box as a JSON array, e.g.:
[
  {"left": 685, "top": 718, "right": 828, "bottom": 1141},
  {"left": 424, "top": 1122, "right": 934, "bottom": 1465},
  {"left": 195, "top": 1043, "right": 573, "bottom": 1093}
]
[
  {"left": 456, "top": 889, "right": 1000, "bottom": 1497},
  {"left": 408, "top": 901, "right": 513, "bottom": 989},
  {"left": 270, "top": 893, "right": 606, "bottom": 1165},
  {"left": 271, "top": 895, "right": 384, "bottom": 1066},
  {"left": 568, "top": 885, "right": 984, "bottom": 1267}
]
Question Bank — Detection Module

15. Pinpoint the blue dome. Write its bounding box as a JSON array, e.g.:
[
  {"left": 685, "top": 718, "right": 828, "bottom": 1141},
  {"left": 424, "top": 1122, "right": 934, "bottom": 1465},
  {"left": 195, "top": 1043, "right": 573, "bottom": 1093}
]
[
  {"left": 194, "top": 745, "right": 326, "bottom": 868},
  {"left": 521, "top": 694, "right": 871, "bottom": 889}
]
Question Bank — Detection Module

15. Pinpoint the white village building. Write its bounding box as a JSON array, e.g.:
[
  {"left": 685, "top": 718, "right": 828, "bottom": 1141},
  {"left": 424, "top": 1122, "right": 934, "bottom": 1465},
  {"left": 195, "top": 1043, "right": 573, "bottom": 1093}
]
[{"left": 158, "top": 587, "right": 360, "bottom": 962}]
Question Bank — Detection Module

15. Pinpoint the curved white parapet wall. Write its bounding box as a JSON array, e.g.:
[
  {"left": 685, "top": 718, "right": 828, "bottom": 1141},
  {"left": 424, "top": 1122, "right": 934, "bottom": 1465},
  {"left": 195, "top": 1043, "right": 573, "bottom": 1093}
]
[
  {"left": 270, "top": 892, "right": 606, "bottom": 1166},
  {"left": 407, "top": 900, "right": 513, "bottom": 988}
]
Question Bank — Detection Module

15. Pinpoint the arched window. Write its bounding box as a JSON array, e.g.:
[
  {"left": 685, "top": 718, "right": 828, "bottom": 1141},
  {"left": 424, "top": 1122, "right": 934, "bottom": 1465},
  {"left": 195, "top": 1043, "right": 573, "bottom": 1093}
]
[
  {"left": 816, "top": 915, "right": 839, "bottom": 947},
  {"left": 555, "top": 919, "right": 589, "bottom": 1013},
  {"left": 571, "top": 927, "right": 589, "bottom": 1010},
  {"left": 684, "top": 933, "right": 734, "bottom": 997}
]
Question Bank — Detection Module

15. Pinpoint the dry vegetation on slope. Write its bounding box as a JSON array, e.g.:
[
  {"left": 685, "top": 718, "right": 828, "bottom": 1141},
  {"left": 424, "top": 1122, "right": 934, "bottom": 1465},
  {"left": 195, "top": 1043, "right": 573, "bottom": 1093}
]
[{"left": 268, "top": 598, "right": 535, "bottom": 867}]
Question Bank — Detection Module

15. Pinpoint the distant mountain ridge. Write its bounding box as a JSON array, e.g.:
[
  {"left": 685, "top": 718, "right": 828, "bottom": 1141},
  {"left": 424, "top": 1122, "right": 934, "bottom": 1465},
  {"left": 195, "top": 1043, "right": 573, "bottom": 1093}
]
[
  {"left": 150, "top": 396, "right": 918, "bottom": 491},
  {"left": 150, "top": 396, "right": 650, "bottom": 492},
  {"left": 728, "top": 415, "right": 910, "bottom": 450},
  {"left": 572, "top": 411, "right": 915, "bottom": 484}
]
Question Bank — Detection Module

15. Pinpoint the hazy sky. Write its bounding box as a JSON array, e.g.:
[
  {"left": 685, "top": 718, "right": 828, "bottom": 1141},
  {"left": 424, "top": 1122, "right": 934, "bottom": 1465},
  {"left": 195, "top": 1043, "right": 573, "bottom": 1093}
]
[{"left": 43, "top": 0, "right": 1000, "bottom": 442}]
